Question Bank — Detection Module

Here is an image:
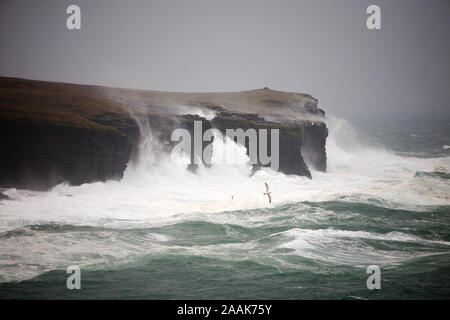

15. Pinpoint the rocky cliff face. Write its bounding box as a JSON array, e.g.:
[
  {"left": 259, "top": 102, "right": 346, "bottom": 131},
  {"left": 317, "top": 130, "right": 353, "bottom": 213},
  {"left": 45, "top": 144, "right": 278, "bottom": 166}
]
[
  {"left": 0, "top": 77, "right": 328, "bottom": 190},
  {"left": 301, "top": 121, "right": 328, "bottom": 172},
  {"left": 0, "top": 120, "right": 134, "bottom": 189}
]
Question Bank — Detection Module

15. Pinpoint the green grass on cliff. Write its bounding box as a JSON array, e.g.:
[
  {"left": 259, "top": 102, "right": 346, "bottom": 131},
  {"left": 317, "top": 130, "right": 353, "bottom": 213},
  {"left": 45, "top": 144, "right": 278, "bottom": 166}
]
[{"left": 0, "top": 77, "right": 129, "bottom": 133}]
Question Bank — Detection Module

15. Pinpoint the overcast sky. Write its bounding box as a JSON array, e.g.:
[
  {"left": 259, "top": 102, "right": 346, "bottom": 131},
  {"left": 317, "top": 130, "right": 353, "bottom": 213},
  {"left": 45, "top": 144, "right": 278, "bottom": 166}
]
[{"left": 1, "top": 0, "right": 449, "bottom": 121}]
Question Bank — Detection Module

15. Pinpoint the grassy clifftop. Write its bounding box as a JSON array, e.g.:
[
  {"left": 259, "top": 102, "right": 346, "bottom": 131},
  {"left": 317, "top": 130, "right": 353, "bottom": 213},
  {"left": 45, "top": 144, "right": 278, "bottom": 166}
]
[
  {"left": 0, "top": 77, "right": 326, "bottom": 189},
  {"left": 0, "top": 77, "right": 129, "bottom": 133},
  {"left": 0, "top": 77, "right": 320, "bottom": 130}
]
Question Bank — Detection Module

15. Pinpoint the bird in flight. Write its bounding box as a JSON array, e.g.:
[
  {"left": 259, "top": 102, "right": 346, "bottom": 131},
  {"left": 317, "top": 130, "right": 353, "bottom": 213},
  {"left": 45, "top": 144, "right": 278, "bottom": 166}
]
[{"left": 264, "top": 182, "right": 272, "bottom": 204}]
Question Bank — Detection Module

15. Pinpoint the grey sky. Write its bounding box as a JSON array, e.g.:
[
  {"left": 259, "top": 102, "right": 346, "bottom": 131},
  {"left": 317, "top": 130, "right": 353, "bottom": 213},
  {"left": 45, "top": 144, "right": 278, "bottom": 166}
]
[{"left": 1, "top": 0, "right": 449, "bottom": 121}]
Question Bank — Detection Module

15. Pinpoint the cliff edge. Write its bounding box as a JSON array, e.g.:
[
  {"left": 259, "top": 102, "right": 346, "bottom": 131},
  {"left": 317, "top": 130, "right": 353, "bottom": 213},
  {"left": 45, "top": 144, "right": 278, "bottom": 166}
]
[{"left": 0, "top": 77, "right": 328, "bottom": 190}]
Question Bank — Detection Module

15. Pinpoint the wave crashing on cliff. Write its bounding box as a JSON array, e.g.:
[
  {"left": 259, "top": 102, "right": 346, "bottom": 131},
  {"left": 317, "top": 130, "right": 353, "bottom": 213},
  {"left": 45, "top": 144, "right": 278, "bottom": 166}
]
[{"left": 0, "top": 115, "right": 449, "bottom": 299}]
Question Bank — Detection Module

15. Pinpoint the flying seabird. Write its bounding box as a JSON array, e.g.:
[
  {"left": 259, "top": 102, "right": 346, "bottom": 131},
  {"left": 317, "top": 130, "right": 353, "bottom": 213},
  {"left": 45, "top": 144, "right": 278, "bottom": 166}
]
[{"left": 264, "top": 182, "right": 272, "bottom": 204}]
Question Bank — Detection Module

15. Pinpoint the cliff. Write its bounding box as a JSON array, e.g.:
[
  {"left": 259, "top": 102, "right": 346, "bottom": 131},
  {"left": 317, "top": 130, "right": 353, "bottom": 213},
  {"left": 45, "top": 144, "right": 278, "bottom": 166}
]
[{"left": 0, "top": 77, "right": 328, "bottom": 190}]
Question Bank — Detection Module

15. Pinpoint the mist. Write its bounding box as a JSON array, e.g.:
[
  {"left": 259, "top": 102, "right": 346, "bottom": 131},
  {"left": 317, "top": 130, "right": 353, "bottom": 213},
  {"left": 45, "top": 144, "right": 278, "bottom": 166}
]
[{"left": 1, "top": 0, "right": 449, "bottom": 122}]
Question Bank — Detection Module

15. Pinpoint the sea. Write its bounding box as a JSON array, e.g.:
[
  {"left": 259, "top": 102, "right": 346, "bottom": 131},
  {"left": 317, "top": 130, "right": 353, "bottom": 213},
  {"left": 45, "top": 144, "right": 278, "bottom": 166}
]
[{"left": 0, "top": 116, "right": 449, "bottom": 299}]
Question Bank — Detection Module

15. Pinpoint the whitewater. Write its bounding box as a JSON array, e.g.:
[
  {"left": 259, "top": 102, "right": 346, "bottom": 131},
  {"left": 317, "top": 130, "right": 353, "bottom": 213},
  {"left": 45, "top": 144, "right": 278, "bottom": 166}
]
[{"left": 0, "top": 116, "right": 449, "bottom": 299}]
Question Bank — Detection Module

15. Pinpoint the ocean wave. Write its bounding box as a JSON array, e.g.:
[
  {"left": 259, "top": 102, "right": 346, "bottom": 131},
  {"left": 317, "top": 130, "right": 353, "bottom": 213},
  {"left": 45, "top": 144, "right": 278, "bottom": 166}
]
[
  {"left": 1, "top": 116, "right": 450, "bottom": 285},
  {"left": 277, "top": 227, "right": 450, "bottom": 246}
]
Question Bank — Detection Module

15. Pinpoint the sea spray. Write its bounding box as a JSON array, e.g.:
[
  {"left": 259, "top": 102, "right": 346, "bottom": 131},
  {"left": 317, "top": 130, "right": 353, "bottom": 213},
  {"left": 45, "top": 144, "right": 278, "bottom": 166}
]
[{"left": 0, "top": 116, "right": 449, "bottom": 289}]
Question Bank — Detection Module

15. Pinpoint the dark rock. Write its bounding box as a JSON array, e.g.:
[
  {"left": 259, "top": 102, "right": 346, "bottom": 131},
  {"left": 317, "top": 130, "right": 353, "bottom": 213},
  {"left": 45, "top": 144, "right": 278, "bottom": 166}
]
[
  {"left": 0, "top": 120, "right": 136, "bottom": 190},
  {"left": 301, "top": 121, "right": 328, "bottom": 172},
  {"left": 211, "top": 114, "right": 312, "bottom": 178},
  {"left": 0, "top": 76, "right": 328, "bottom": 190}
]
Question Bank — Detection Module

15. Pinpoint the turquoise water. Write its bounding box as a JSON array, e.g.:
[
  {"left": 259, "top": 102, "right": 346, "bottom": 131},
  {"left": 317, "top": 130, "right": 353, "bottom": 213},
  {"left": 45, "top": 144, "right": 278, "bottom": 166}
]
[
  {"left": 0, "top": 118, "right": 449, "bottom": 299},
  {"left": 1, "top": 202, "right": 450, "bottom": 299}
]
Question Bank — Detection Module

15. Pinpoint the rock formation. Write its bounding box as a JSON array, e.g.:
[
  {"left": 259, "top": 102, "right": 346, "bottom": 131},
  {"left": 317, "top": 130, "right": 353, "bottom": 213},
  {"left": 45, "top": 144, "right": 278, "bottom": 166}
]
[{"left": 0, "top": 76, "right": 328, "bottom": 190}]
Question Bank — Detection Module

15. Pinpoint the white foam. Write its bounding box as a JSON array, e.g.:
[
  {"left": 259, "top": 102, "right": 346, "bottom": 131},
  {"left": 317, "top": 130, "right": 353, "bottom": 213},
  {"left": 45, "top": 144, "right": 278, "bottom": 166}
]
[
  {"left": 0, "top": 116, "right": 449, "bottom": 233},
  {"left": 275, "top": 227, "right": 450, "bottom": 266},
  {"left": 1, "top": 113, "right": 449, "bottom": 283},
  {"left": 0, "top": 226, "right": 173, "bottom": 282}
]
